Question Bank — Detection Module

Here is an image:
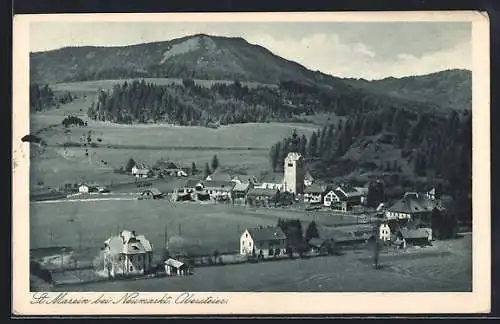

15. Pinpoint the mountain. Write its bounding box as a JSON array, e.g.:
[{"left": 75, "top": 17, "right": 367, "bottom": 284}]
[
  {"left": 30, "top": 34, "right": 345, "bottom": 88},
  {"left": 344, "top": 69, "right": 472, "bottom": 111},
  {"left": 30, "top": 34, "right": 471, "bottom": 114}
]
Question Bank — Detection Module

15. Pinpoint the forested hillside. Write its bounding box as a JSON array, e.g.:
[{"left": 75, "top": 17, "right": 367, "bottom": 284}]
[
  {"left": 270, "top": 108, "right": 472, "bottom": 219},
  {"left": 86, "top": 78, "right": 448, "bottom": 126},
  {"left": 345, "top": 69, "right": 472, "bottom": 111}
]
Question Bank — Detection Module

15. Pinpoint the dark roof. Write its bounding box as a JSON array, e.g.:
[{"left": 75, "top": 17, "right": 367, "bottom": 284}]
[
  {"left": 304, "top": 183, "right": 324, "bottom": 194},
  {"left": 208, "top": 170, "right": 233, "bottom": 182},
  {"left": 232, "top": 182, "right": 250, "bottom": 192},
  {"left": 400, "top": 228, "right": 431, "bottom": 240},
  {"left": 134, "top": 162, "right": 149, "bottom": 169},
  {"left": 183, "top": 179, "right": 205, "bottom": 188},
  {"left": 388, "top": 193, "right": 443, "bottom": 214},
  {"left": 334, "top": 189, "right": 346, "bottom": 199},
  {"left": 204, "top": 180, "right": 235, "bottom": 190},
  {"left": 304, "top": 171, "right": 314, "bottom": 180},
  {"left": 308, "top": 237, "right": 327, "bottom": 248},
  {"left": 143, "top": 188, "right": 162, "bottom": 196},
  {"left": 247, "top": 226, "right": 287, "bottom": 241},
  {"left": 154, "top": 160, "right": 179, "bottom": 170},
  {"left": 338, "top": 184, "right": 358, "bottom": 194},
  {"left": 247, "top": 188, "right": 277, "bottom": 197}
]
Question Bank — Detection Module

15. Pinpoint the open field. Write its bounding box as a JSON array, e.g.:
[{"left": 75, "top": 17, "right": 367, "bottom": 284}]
[
  {"left": 30, "top": 200, "right": 372, "bottom": 258},
  {"left": 30, "top": 199, "right": 471, "bottom": 292},
  {"left": 29, "top": 94, "right": 318, "bottom": 188},
  {"left": 47, "top": 234, "right": 472, "bottom": 292}
]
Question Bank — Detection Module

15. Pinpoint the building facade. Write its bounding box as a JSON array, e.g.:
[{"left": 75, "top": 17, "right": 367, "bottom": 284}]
[
  {"left": 283, "top": 152, "right": 305, "bottom": 195},
  {"left": 103, "top": 230, "right": 153, "bottom": 278},
  {"left": 240, "top": 226, "right": 287, "bottom": 258}
]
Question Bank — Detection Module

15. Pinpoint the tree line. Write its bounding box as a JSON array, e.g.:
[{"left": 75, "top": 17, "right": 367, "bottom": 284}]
[
  {"left": 269, "top": 108, "right": 472, "bottom": 220},
  {"left": 86, "top": 79, "right": 440, "bottom": 127},
  {"left": 30, "top": 83, "right": 74, "bottom": 112}
]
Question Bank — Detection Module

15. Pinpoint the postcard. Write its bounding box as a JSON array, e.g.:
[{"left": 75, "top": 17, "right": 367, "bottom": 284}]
[{"left": 12, "top": 11, "right": 491, "bottom": 315}]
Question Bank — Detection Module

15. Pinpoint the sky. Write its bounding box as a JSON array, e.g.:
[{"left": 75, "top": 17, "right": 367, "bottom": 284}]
[{"left": 29, "top": 21, "right": 472, "bottom": 80}]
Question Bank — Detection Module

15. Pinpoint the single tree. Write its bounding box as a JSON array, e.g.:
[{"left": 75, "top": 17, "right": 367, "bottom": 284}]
[
  {"left": 211, "top": 155, "right": 219, "bottom": 172},
  {"left": 204, "top": 163, "right": 212, "bottom": 177},
  {"left": 191, "top": 162, "right": 197, "bottom": 175},
  {"left": 305, "top": 221, "right": 320, "bottom": 242},
  {"left": 125, "top": 158, "right": 136, "bottom": 172}
]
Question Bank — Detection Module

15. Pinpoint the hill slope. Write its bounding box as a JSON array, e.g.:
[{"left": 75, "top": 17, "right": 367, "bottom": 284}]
[
  {"left": 30, "top": 34, "right": 471, "bottom": 115},
  {"left": 345, "top": 69, "right": 472, "bottom": 111},
  {"left": 31, "top": 34, "right": 343, "bottom": 88}
]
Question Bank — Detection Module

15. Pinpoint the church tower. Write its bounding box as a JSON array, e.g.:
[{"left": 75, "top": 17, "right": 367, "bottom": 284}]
[{"left": 283, "top": 130, "right": 305, "bottom": 195}]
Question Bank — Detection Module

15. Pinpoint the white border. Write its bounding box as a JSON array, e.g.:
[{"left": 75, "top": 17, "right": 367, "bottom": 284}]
[{"left": 12, "top": 11, "right": 491, "bottom": 315}]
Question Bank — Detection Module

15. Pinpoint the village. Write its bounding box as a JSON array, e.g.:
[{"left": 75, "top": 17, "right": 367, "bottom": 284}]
[{"left": 29, "top": 131, "right": 464, "bottom": 291}]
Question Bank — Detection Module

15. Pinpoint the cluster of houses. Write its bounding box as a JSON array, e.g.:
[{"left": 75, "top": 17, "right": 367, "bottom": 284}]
[
  {"left": 100, "top": 185, "right": 450, "bottom": 278},
  {"left": 131, "top": 161, "right": 189, "bottom": 179}
]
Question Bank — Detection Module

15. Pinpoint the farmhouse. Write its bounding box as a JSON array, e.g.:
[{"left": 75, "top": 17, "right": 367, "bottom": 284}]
[
  {"left": 395, "top": 228, "right": 433, "bottom": 247},
  {"left": 131, "top": 163, "right": 151, "bottom": 178},
  {"left": 323, "top": 225, "right": 375, "bottom": 246},
  {"left": 206, "top": 170, "right": 232, "bottom": 182},
  {"left": 240, "top": 226, "right": 287, "bottom": 258},
  {"left": 176, "top": 179, "right": 204, "bottom": 194},
  {"left": 140, "top": 188, "right": 164, "bottom": 199},
  {"left": 204, "top": 180, "right": 235, "bottom": 201},
  {"left": 304, "top": 171, "right": 315, "bottom": 187},
  {"left": 78, "top": 183, "right": 98, "bottom": 194},
  {"left": 335, "top": 184, "right": 364, "bottom": 205},
  {"left": 103, "top": 230, "right": 153, "bottom": 278},
  {"left": 323, "top": 189, "right": 341, "bottom": 207},
  {"left": 385, "top": 192, "right": 445, "bottom": 224},
  {"left": 241, "top": 175, "right": 261, "bottom": 186},
  {"left": 232, "top": 182, "right": 250, "bottom": 200},
  {"left": 303, "top": 183, "right": 325, "bottom": 204},
  {"left": 153, "top": 161, "right": 187, "bottom": 177},
  {"left": 246, "top": 188, "right": 277, "bottom": 207},
  {"left": 307, "top": 237, "right": 332, "bottom": 254},
  {"left": 164, "top": 258, "right": 189, "bottom": 276}
]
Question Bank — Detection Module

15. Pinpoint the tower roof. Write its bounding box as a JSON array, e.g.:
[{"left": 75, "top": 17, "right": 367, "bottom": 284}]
[{"left": 289, "top": 129, "right": 299, "bottom": 153}]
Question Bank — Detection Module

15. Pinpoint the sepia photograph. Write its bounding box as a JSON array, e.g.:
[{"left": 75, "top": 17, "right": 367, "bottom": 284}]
[{"left": 12, "top": 12, "right": 490, "bottom": 315}]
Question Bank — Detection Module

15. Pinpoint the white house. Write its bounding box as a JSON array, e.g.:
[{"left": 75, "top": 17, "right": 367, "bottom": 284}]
[
  {"left": 103, "top": 230, "right": 153, "bottom": 278},
  {"left": 323, "top": 190, "right": 342, "bottom": 207},
  {"left": 78, "top": 184, "right": 98, "bottom": 194},
  {"left": 379, "top": 223, "right": 392, "bottom": 242},
  {"left": 131, "top": 163, "right": 151, "bottom": 178},
  {"left": 78, "top": 184, "right": 89, "bottom": 194},
  {"left": 303, "top": 183, "right": 325, "bottom": 204},
  {"left": 240, "top": 226, "right": 287, "bottom": 258}
]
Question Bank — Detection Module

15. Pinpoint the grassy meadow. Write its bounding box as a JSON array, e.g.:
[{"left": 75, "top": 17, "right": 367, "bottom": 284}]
[{"left": 29, "top": 80, "right": 319, "bottom": 188}]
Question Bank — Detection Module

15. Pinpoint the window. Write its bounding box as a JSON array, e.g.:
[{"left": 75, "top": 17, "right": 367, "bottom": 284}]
[
  {"left": 288, "top": 163, "right": 293, "bottom": 167},
  {"left": 245, "top": 233, "right": 248, "bottom": 238},
  {"left": 130, "top": 266, "right": 133, "bottom": 271}
]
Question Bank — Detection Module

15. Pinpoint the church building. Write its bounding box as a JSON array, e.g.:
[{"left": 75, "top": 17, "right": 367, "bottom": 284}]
[{"left": 282, "top": 130, "right": 305, "bottom": 195}]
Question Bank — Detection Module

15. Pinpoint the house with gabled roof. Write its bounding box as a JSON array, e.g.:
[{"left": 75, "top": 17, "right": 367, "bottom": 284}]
[
  {"left": 204, "top": 180, "right": 235, "bottom": 201},
  {"left": 205, "top": 169, "right": 233, "bottom": 182},
  {"left": 232, "top": 182, "right": 250, "bottom": 200},
  {"left": 303, "top": 183, "right": 325, "bottom": 204},
  {"left": 240, "top": 226, "right": 287, "bottom": 258},
  {"left": 246, "top": 188, "right": 277, "bottom": 207},
  {"left": 103, "top": 230, "right": 153, "bottom": 278},
  {"left": 385, "top": 192, "right": 444, "bottom": 224}
]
